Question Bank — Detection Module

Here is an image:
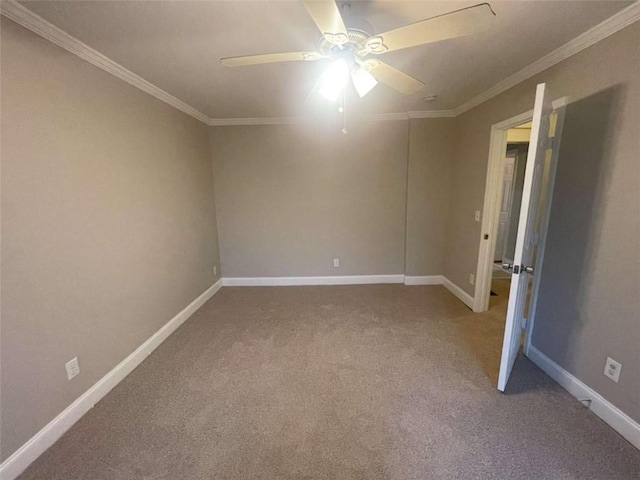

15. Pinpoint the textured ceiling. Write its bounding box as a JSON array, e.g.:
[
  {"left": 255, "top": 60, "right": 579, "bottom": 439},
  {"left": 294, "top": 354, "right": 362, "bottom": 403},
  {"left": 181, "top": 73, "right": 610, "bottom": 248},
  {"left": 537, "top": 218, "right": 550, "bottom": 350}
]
[{"left": 19, "top": 1, "right": 633, "bottom": 119}]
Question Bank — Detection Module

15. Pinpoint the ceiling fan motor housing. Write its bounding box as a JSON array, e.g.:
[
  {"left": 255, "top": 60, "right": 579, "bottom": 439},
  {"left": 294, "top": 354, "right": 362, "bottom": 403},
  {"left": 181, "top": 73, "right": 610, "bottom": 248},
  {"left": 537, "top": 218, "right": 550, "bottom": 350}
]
[{"left": 319, "top": 28, "right": 380, "bottom": 67}]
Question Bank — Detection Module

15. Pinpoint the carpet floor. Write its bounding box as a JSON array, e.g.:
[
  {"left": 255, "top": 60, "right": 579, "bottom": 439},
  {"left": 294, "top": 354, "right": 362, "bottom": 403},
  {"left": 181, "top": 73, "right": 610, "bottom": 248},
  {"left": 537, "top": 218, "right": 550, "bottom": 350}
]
[{"left": 18, "top": 283, "right": 640, "bottom": 479}]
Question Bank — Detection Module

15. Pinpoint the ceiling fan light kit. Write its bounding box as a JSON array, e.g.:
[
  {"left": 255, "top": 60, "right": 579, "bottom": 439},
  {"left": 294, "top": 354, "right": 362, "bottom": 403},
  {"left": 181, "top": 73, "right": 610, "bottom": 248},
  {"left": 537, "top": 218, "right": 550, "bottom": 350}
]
[
  {"left": 351, "top": 66, "right": 378, "bottom": 98},
  {"left": 220, "top": 1, "right": 496, "bottom": 121},
  {"left": 319, "top": 58, "right": 350, "bottom": 101}
]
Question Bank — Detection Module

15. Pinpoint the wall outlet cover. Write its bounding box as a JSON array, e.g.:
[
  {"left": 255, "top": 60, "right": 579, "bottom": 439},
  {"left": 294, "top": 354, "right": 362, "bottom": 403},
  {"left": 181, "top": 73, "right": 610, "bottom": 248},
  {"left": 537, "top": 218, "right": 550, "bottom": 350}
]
[
  {"left": 469, "top": 273, "right": 475, "bottom": 285},
  {"left": 333, "top": 258, "right": 339, "bottom": 268},
  {"left": 65, "top": 357, "right": 80, "bottom": 380},
  {"left": 603, "top": 357, "right": 622, "bottom": 383}
]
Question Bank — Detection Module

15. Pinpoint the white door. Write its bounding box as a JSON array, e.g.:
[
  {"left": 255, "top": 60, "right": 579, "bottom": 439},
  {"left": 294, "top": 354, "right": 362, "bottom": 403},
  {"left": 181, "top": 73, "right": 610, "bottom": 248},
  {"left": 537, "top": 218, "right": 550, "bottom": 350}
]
[
  {"left": 495, "top": 156, "right": 516, "bottom": 262},
  {"left": 497, "top": 83, "right": 565, "bottom": 391}
]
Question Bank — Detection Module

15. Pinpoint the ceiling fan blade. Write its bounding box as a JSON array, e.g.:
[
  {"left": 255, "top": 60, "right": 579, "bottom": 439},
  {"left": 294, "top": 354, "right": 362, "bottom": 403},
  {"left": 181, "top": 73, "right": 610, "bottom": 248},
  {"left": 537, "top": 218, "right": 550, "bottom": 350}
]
[
  {"left": 367, "top": 3, "right": 495, "bottom": 54},
  {"left": 302, "top": 0, "right": 349, "bottom": 45},
  {"left": 366, "top": 61, "right": 424, "bottom": 95},
  {"left": 221, "top": 51, "right": 323, "bottom": 67}
]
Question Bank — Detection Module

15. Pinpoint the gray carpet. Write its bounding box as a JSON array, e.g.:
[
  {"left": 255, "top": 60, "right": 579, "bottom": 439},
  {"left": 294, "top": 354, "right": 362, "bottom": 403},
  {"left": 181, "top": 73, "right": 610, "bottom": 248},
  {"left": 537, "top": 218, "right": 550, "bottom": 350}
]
[{"left": 18, "top": 283, "right": 640, "bottom": 479}]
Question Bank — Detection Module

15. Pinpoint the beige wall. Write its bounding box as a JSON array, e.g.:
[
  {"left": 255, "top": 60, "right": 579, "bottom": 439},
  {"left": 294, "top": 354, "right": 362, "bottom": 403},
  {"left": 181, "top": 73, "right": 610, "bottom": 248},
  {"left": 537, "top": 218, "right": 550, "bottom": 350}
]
[
  {"left": 444, "top": 23, "right": 639, "bottom": 422},
  {"left": 405, "top": 119, "right": 454, "bottom": 276},
  {"left": 210, "top": 121, "right": 408, "bottom": 277},
  {"left": 1, "top": 18, "right": 221, "bottom": 460},
  {"left": 210, "top": 119, "right": 453, "bottom": 278}
]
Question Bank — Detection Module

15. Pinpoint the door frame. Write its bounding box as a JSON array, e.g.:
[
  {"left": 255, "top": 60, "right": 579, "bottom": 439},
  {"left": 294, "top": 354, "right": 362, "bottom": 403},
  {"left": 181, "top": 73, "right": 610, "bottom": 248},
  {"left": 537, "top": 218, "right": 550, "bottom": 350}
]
[{"left": 473, "top": 110, "right": 532, "bottom": 314}]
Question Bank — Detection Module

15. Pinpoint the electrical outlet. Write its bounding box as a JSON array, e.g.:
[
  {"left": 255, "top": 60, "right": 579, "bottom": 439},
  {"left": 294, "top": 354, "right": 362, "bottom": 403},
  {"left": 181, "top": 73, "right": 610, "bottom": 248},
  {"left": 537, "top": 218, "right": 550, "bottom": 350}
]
[
  {"left": 604, "top": 357, "right": 622, "bottom": 383},
  {"left": 65, "top": 357, "right": 80, "bottom": 380},
  {"left": 475, "top": 210, "right": 481, "bottom": 222},
  {"left": 469, "top": 273, "right": 475, "bottom": 285},
  {"left": 333, "top": 258, "right": 339, "bottom": 268},
  {"left": 213, "top": 265, "right": 217, "bottom": 276}
]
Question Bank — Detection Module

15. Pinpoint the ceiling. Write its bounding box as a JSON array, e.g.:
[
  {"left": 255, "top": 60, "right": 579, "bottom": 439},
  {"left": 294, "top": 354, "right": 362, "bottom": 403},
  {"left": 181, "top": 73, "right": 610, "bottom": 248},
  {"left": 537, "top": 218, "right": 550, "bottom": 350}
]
[{"left": 17, "top": 1, "right": 633, "bottom": 120}]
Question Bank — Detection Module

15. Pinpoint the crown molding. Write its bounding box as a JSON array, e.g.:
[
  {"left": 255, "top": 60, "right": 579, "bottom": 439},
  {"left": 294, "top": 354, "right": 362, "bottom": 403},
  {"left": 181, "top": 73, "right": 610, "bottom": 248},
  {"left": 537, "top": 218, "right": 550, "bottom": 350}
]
[
  {"left": 371, "top": 112, "right": 411, "bottom": 121},
  {"left": 207, "top": 114, "right": 407, "bottom": 127},
  {"left": 207, "top": 110, "right": 456, "bottom": 126},
  {"left": 407, "top": 110, "right": 456, "bottom": 119},
  {"left": 3, "top": 0, "right": 638, "bottom": 126},
  {"left": 452, "top": 1, "right": 640, "bottom": 116},
  {"left": 208, "top": 116, "right": 300, "bottom": 126},
  {"left": 369, "top": 110, "right": 457, "bottom": 120},
  {"left": 0, "top": 0, "right": 210, "bottom": 124}
]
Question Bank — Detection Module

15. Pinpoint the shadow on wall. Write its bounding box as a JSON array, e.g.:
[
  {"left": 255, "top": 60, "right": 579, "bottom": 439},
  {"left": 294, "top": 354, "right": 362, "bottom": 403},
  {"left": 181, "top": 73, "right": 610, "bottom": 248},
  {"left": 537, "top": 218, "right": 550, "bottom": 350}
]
[{"left": 531, "top": 85, "right": 623, "bottom": 371}]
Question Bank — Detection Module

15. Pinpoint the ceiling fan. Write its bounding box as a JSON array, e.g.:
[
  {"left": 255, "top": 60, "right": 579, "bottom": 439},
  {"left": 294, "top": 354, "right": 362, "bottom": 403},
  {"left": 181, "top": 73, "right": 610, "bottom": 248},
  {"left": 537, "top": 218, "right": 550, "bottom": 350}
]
[{"left": 221, "top": 1, "right": 496, "bottom": 101}]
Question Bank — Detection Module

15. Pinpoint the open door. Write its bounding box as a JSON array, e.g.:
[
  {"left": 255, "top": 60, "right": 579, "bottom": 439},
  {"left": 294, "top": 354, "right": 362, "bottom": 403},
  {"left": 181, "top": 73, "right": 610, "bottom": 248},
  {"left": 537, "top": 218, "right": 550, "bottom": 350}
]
[{"left": 497, "top": 83, "right": 565, "bottom": 391}]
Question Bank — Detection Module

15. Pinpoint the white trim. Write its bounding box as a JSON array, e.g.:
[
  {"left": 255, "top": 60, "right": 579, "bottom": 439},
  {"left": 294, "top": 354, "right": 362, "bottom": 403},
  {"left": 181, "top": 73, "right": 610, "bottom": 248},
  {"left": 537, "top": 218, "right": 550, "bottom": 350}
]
[
  {"left": 208, "top": 116, "right": 300, "bottom": 126},
  {"left": 407, "top": 110, "right": 456, "bottom": 119},
  {"left": 453, "top": 2, "right": 640, "bottom": 116},
  {"left": 527, "top": 345, "right": 640, "bottom": 450},
  {"left": 3, "top": 0, "right": 637, "bottom": 126},
  {"left": 370, "top": 112, "right": 410, "bottom": 122},
  {"left": 207, "top": 110, "right": 455, "bottom": 126},
  {"left": 474, "top": 110, "right": 533, "bottom": 313},
  {"left": 403, "top": 275, "right": 444, "bottom": 286},
  {"left": 0, "top": 279, "right": 223, "bottom": 480},
  {"left": 222, "top": 275, "right": 404, "bottom": 287},
  {"left": 371, "top": 111, "right": 456, "bottom": 121},
  {"left": 442, "top": 277, "right": 475, "bottom": 309},
  {"left": 0, "top": 0, "right": 210, "bottom": 125}
]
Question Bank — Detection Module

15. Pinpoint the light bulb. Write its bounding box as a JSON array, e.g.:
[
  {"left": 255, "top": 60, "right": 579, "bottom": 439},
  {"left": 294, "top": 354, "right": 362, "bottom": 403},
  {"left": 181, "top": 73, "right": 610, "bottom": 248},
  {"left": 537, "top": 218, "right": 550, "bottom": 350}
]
[
  {"left": 351, "top": 66, "right": 378, "bottom": 98},
  {"left": 319, "top": 59, "right": 350, "bottom": 102}
]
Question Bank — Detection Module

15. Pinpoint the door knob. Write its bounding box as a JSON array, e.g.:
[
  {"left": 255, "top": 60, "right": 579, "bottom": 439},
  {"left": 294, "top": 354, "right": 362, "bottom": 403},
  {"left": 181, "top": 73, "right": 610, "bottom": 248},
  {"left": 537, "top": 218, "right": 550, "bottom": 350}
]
[
  {"left": 502, "top": 263, "right": 513, "bottom": 270},
  {"left": 523, "top": 266, "right": 534, "bottom": 274}
]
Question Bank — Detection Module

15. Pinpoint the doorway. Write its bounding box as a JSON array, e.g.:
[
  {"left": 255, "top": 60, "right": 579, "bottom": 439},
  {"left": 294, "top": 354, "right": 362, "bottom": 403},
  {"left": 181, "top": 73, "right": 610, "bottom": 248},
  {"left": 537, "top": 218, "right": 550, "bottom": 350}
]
[
  {"left": 488, "top": 129, "right": 530, "bottom": 320},
  {"left": 493, "top": 129, "right": 530, "bottom": 281},
  {"left": 473, "top": 110, "right": 533, "bottom": 314}
]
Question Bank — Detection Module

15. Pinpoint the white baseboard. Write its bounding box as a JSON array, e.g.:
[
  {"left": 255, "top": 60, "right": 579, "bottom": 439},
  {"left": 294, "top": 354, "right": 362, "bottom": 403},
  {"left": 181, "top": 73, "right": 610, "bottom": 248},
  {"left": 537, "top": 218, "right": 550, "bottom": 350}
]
[
  {"left": 222, "top": 275, "right": 405, "bottom": 287},
  {"left": 222, "top": 275, "right": 478, "bottom": 312},
  {"left": 527, "top": 345, "right": 640, "bottom": 450},
  {"left": 0, "top": 279, "right": 223, "bottom": 480},
  {"left": 403, "top": 275, "right": 444, "bottom": 286},
  {"left": 442, "top": 277, "right": 475, "bottom": 309}
]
